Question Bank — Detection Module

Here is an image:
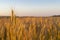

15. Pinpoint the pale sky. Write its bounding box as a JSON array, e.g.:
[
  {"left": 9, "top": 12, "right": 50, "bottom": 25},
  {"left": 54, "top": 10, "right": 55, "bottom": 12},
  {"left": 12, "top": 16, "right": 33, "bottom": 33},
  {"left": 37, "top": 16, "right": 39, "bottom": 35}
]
[{"left": 0, "top": 0, "right": 60, "bottom": 16}]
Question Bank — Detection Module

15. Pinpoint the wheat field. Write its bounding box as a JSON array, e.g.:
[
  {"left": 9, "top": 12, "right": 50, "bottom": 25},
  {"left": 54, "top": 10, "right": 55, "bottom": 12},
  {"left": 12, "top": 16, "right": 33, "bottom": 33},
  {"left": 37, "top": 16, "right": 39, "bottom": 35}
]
[{"left": 0, "top": 16, "right": 60, "bottom": 40}]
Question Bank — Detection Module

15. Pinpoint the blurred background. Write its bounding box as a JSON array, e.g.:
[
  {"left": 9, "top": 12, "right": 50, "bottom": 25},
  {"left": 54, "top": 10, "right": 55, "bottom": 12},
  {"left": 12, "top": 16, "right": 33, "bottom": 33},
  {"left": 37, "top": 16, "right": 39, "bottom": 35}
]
[{"left": 0, "top": 0, "right": 60, "bottom": 16}]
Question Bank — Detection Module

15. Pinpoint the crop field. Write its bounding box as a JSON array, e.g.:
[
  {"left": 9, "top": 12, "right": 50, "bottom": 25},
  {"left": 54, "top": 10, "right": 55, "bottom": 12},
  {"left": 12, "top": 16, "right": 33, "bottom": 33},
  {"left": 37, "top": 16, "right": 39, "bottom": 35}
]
[{"left": 0, "top": 16, "right": 60, "bottom": 40}]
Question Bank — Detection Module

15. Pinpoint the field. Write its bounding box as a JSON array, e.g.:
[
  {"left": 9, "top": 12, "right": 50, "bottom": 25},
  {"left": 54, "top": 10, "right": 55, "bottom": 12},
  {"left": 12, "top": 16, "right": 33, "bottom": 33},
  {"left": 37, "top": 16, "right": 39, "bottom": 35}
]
[{"left": 0, "top": 16, "right": 60, "bottom": 40}]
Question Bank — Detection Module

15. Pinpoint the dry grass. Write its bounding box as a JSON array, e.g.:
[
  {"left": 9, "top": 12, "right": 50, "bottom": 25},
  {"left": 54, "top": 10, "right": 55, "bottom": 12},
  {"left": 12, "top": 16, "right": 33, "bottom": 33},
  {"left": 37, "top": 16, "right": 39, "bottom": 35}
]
[{"left": 0, "top": 16, "right": 60, "bottom": 40}]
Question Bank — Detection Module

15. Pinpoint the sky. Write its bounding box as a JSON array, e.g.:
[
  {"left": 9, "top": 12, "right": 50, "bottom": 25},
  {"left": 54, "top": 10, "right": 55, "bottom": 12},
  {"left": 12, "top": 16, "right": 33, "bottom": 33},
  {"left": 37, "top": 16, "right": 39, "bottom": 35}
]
[{"left": 0, "top": 0, "right": 60, "bottom": 16}]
